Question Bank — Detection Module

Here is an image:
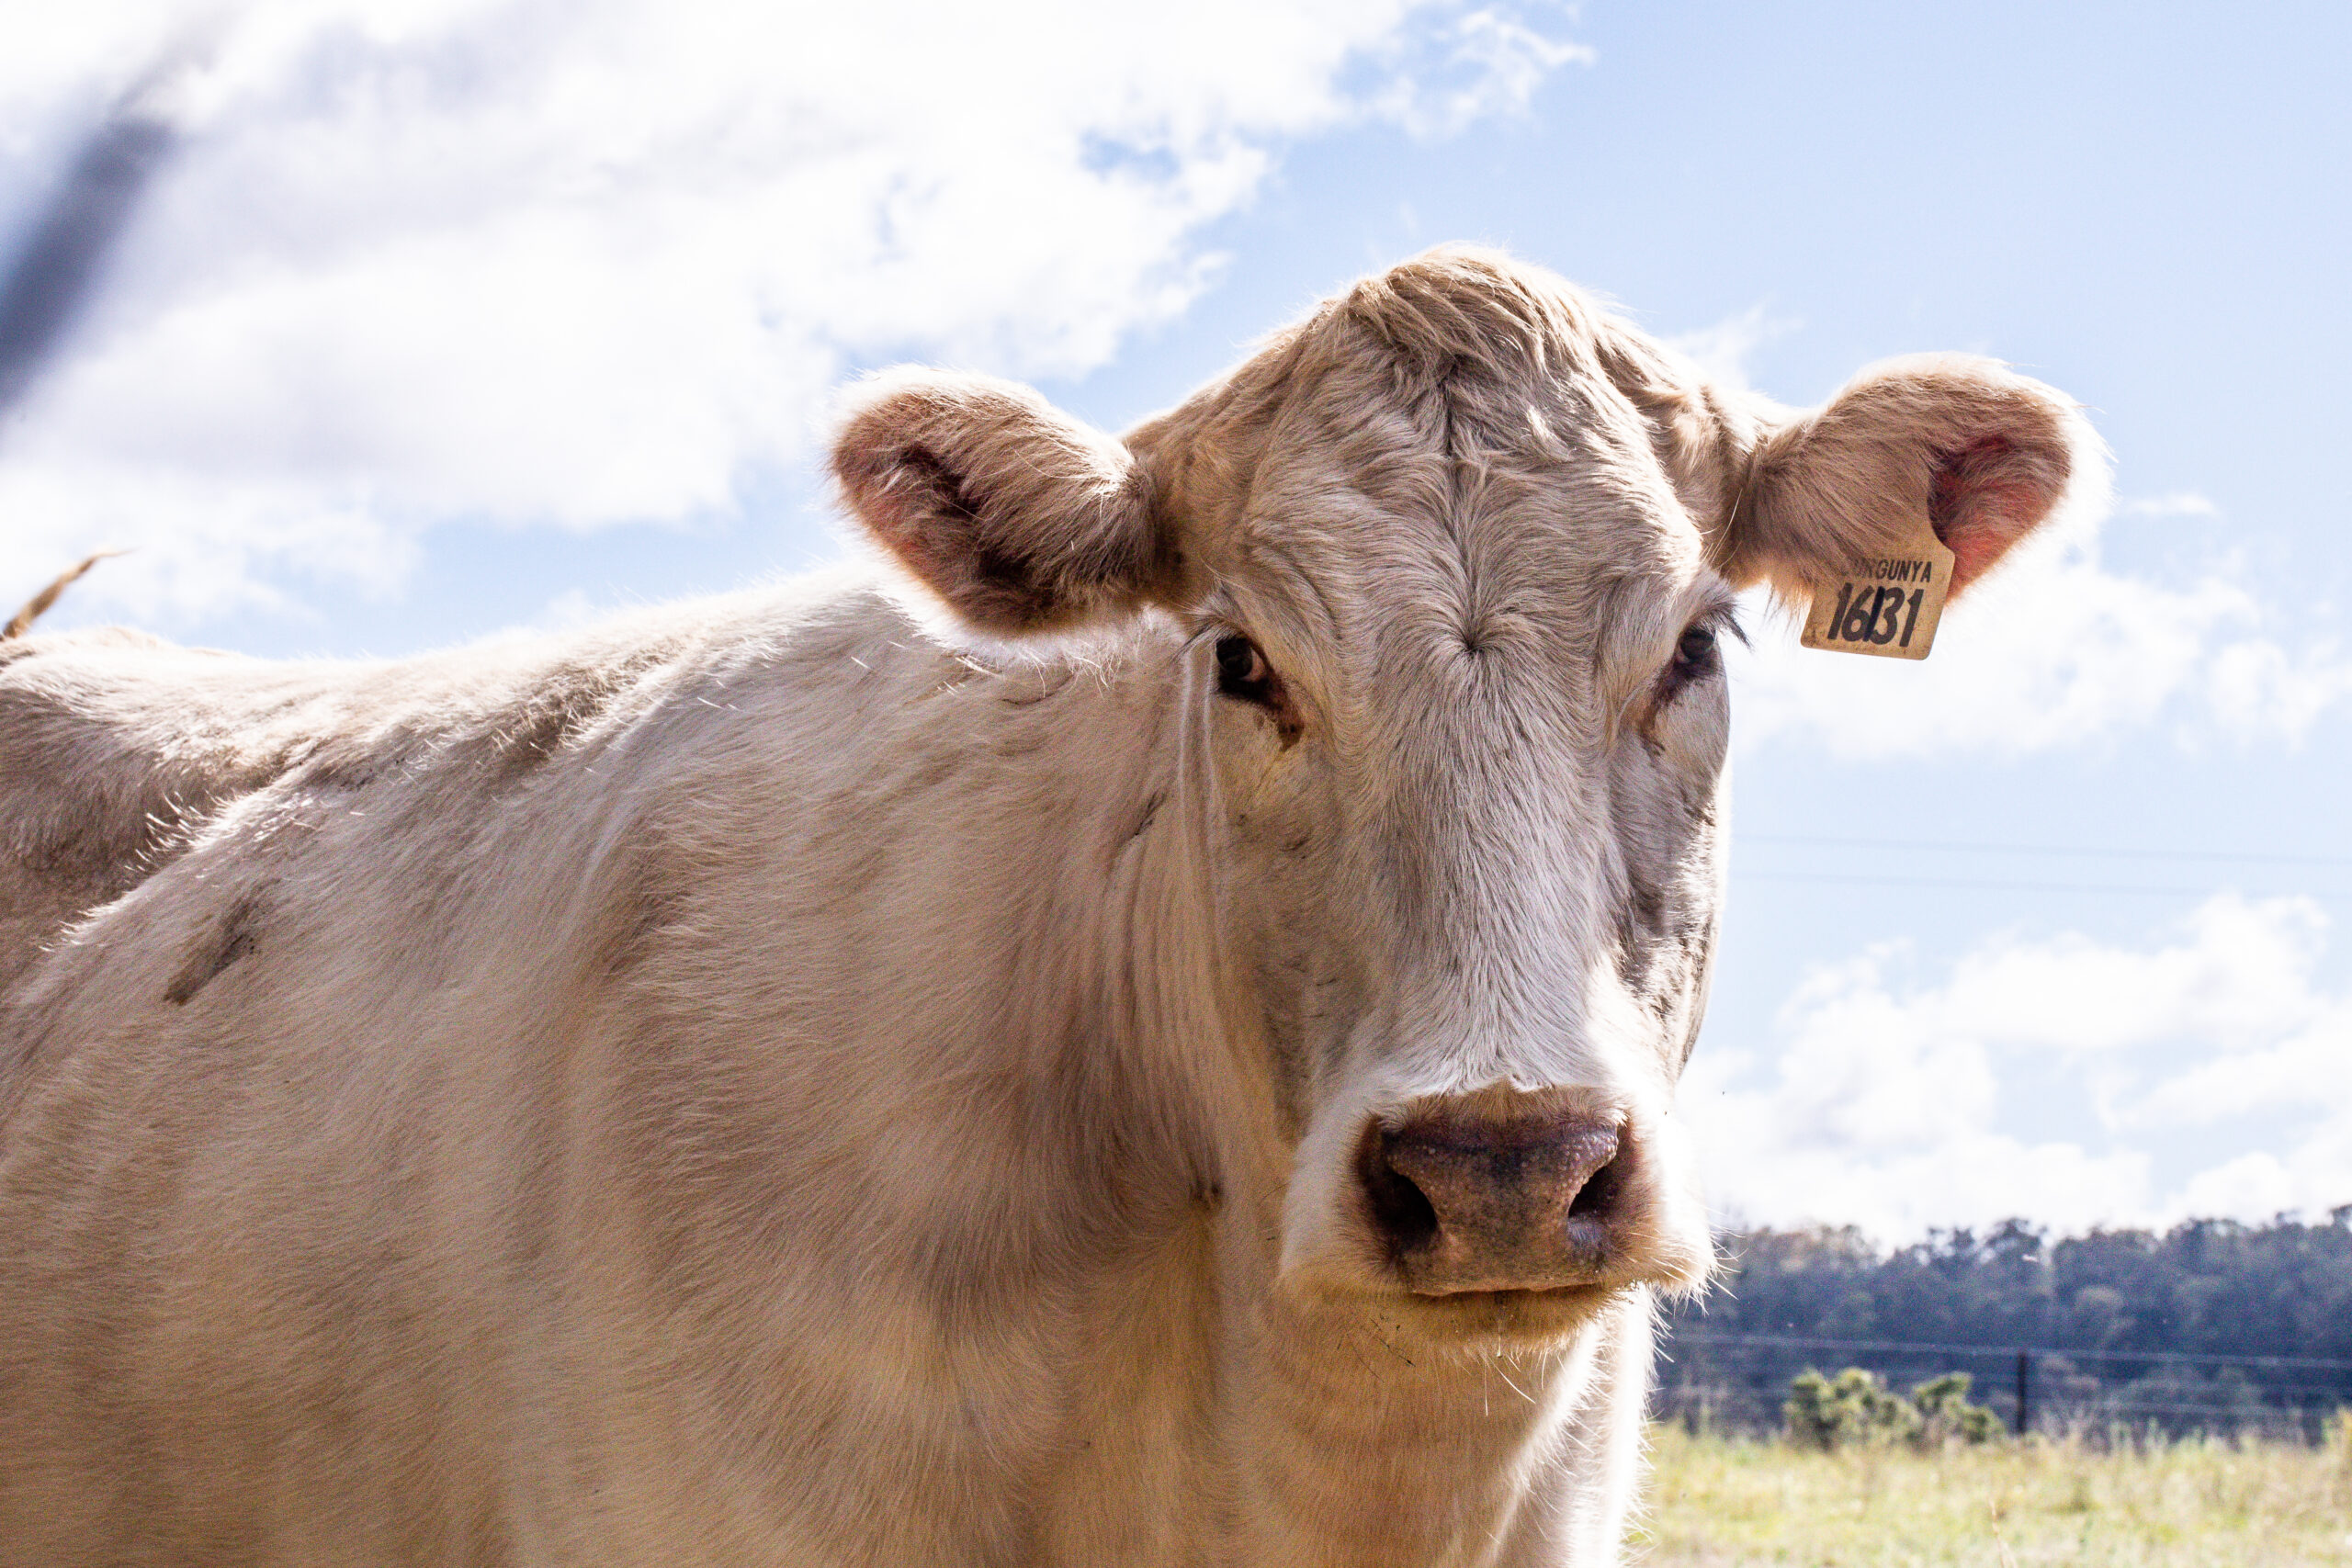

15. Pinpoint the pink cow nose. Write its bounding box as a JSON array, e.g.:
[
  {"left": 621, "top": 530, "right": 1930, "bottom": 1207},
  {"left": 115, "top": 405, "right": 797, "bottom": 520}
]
[{"left": 1358, "top": 1109, "right": 1630, "bottom": 1294}]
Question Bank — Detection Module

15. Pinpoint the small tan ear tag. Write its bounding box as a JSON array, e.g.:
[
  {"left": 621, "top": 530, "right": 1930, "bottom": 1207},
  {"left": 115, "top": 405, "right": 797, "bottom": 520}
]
[{"left": 1799, "top": 516, "right": 1956, "bottom": 660}]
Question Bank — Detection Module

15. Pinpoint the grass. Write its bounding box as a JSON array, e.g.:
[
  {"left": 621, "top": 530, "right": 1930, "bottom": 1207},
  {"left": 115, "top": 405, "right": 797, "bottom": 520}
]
[{"left": 1633, "top": 1418, "right": 2352, "bottom": 1566}]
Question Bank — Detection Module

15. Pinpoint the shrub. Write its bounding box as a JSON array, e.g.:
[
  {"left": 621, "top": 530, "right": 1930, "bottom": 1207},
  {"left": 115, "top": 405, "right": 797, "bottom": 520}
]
[
  {"left": 1785, "top": 1368, "right": 1919, "bottom": 1450},
  {"left": 1911, "top": 1371, "right": 2005, "bottom": 1445},
  {"left": 1784, "top": 1367, "right": 2002, "bottom": 1450}
]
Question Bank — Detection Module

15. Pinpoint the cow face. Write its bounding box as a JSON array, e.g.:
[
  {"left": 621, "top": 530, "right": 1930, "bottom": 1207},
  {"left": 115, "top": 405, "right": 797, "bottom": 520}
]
[{"left": 833, "top": 249, "right": 2097, "bottom": 1345}]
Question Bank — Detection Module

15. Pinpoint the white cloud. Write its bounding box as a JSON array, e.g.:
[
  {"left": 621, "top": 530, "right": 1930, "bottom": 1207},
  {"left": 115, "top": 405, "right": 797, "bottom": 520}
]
[
  {"left": 1729, "top": 496, "right": 2352, "bottom": 759},
  {"left": 1361, "top": 4, "right": 1593, "bottom": 136},
  {"left": 1682, "top": 895, "right": 2352, "bottom": 1240},
  {"left": 2116, "top": 491, "right": 2221, "bottom": 518},
  {"left": 1664, "top": 302, "right": 1799, "bottom": 396},
  {"left": 0, "top": 0, "right": 1587, "bottom": 624}
]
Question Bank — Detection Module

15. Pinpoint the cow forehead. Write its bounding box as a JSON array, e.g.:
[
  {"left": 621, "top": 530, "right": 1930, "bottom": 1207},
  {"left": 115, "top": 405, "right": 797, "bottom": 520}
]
[{"left": 1227, "top": 352, "right": 1711, "bottom": 702}]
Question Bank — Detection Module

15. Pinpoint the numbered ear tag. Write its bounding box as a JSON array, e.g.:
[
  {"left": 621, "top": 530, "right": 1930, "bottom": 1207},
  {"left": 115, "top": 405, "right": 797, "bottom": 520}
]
[{"left": 1799, "top": 518, "right": 1956, "bottom": 660}]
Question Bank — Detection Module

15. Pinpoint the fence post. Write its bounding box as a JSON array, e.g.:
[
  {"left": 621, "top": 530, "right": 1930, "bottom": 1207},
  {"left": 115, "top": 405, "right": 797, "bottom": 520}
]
[{"left": 2014, "top": 1348, "right": 2030, "bottom": 1437}]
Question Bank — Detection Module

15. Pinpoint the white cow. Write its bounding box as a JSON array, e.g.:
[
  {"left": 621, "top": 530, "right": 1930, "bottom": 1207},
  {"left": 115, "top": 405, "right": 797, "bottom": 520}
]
[{"left": 0, "top": 248, "right": 2095, "bottom": 1565}]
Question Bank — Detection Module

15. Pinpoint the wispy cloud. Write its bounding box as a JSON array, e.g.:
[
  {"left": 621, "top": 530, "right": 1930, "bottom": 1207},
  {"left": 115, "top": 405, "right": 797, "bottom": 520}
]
[
  {"left": 2116, "top": 491, "right": 2222, "bottom": 518},
  {"left": 1363, "top": 4, "right": 1594, "bottom": 137},
  {"left": 0, "top": 0, "right": 1588, "bottom": 625},
  {"left": 1684, "top": 894, "right": 2352, "bottom": 1239},
  {"left": 1664, "top": 301, "right": 1800, "bottom": 396}
]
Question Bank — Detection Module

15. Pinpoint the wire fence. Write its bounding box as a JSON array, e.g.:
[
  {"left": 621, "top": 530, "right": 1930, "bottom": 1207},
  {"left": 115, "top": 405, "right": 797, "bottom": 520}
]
[
  {"left": 1653, "top": 1327, "right": 2352, "bottom": 1444},
  {"left": 1727, "top": 830, "right": 2352, "bottom": 900}
]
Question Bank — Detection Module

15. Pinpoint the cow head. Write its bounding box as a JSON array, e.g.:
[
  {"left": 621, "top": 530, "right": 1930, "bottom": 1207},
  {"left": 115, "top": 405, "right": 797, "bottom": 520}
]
[{"left": 831, "top": 249, "right": 2097, "bottom": 1346}]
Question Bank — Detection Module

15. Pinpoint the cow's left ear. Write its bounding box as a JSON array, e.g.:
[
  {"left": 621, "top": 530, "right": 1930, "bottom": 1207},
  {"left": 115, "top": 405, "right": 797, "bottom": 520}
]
[
  {"left": 1713, "top": 355, "right": 2104, "bottom": 601},
  {"left": 831, "top": 368, "right": 1179, "bottom": 637}
]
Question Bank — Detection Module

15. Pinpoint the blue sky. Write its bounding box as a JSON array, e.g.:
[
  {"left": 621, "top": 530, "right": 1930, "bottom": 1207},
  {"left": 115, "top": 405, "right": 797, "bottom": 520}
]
[{"left": 6, "top": 0, "right": 2347, "bottom": 1238}]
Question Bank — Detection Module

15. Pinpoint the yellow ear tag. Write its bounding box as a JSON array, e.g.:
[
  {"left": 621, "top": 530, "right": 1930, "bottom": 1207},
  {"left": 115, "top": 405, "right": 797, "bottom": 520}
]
[{"left": 1799, "top": 515, "right": 1956, "bottom": 660}]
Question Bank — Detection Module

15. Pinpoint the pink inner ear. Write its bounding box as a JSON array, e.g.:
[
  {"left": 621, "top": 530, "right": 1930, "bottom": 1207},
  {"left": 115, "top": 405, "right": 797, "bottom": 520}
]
[{"left": 1929, "top": 434, "right": 2057, "bottom": 590}]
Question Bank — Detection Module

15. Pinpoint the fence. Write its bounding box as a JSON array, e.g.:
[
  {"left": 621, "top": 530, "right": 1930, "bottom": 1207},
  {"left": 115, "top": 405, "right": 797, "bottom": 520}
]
[{"left": 1653, "top": 1327, "right": 2352, "bottom": 1442}]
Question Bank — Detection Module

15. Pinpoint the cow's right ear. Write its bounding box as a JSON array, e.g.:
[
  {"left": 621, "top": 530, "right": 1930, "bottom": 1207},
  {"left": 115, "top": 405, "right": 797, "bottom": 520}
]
[
  {"left": 831, "top": 369, "right": 1178, "bottom": 637},
  {"left": 1713, "top": 355, "right": 2103, "bottom": 604}
]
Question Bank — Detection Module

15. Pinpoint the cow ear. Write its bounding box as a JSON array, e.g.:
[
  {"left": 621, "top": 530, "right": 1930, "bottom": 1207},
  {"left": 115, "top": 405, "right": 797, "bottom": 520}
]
[
  {"left": 1716, "top": 355, "right": 2105, "bottom": 601},
  {"left": 831, "top": 369, "right": 1178, "bottom": 637}
]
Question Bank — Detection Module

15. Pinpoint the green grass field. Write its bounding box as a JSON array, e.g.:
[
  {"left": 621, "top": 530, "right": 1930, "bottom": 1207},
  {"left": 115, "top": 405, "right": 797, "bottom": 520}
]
[{"left": 1634, "top": 1421, "right": 2352, "bottom": 1566}]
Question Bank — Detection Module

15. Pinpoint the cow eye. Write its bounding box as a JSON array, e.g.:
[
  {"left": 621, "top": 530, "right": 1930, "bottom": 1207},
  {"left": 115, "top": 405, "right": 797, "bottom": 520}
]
[
  {"left": 1673, "top": 623, "right": 1719, "bottom": 676},
  {"left": 1655, "top": 620, "right": 1727, "bottom": 712},
  {"left": 1214, "top": 634, "right": 1277, "bottom": 705}
]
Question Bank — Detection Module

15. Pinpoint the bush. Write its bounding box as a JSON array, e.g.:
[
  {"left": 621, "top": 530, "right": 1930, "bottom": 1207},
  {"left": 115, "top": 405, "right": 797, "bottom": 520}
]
[
  {"left": 1784, "top": 1368, "right": 1917, "bottom": 1450},
  {"left": 1784, "top": 1367, "right": 2002, "bottom": 1450},
  {"left": 1911, "top": 1371, "right": 2006, "bottom": 1445}
]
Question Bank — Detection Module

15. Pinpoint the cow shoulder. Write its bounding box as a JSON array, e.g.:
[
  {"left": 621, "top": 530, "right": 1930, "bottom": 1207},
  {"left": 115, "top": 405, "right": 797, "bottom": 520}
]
[
  {"left": 0, "top": 609, "right": 732, "bottom": 1010},
  {"left": 0, "top": 631, "right": 303, "bottom": 1000}
]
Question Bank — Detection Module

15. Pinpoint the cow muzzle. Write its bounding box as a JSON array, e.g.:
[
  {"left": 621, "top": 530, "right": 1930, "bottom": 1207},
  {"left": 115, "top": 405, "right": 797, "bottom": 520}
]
[{"left": 1355, "top": 1091, "right": 1657, "bottom": 1296}]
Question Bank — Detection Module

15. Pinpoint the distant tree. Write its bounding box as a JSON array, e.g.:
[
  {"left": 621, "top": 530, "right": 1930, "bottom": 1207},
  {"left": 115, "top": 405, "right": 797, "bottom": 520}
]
[{"left": 1657, "top": 1209, "right": 2352, "bottom": 1436}]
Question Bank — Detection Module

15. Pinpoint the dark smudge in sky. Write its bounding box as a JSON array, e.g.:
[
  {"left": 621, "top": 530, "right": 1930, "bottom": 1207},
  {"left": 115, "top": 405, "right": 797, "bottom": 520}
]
[{"left": 0, "top": 96, "right": 180, "bottom": 422}]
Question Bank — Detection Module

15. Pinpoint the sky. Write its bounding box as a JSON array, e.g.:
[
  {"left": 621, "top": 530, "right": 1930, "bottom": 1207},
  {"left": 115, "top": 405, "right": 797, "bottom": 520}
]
[{"left": 4, "top": 0, "right": 2347, "bottom": 1243}]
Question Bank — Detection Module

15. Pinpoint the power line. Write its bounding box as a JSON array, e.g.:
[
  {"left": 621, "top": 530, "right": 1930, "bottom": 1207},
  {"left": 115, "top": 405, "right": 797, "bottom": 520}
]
[
  {"left": 1742, "top": 833, "right": 2352, "bottom": 870},
  {"left": 1731, "top": 871, "right": 2341, "bottom": 898}
]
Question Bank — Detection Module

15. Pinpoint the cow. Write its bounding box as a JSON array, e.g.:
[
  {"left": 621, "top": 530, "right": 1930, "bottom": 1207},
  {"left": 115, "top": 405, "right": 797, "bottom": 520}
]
[{"left": 0, "top": 247, "right": 2096, "bottom": 1566}]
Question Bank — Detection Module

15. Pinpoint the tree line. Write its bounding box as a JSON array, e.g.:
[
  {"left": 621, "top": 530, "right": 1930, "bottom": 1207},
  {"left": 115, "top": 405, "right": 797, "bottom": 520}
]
[{"left": 1654, "top": 1209, "right": 2352, "bottom": 1437}]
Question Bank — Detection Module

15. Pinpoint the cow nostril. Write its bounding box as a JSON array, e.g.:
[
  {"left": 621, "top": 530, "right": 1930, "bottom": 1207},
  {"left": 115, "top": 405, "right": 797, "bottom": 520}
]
[
  {"left": 1357, "top": 1128, "right": 1440, "bottom": 1260},
  {"left": 1567, "top": 1145, "right": 1627, "bottom": 1221}
]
